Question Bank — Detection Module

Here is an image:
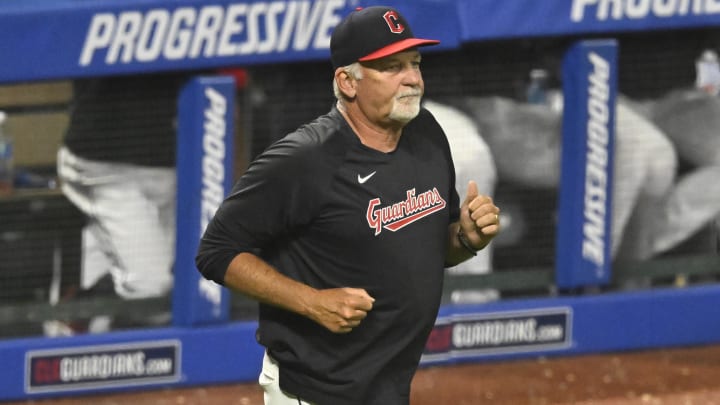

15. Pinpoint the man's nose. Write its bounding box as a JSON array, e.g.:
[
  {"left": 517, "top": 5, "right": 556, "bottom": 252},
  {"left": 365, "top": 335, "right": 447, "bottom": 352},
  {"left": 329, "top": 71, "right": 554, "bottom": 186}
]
[{"left": 402, "top": 66, "right": 422, "bottom": 85}]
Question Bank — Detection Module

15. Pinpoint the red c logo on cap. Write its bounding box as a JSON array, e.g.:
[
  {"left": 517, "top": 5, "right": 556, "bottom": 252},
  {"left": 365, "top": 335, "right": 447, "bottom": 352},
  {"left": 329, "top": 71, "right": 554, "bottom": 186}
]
[{"left": 383, "top": 11, "right": 405, "bottom": 34}]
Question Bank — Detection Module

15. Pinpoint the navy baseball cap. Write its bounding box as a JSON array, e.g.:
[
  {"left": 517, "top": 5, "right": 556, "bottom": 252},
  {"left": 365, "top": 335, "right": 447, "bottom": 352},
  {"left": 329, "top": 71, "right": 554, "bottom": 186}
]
[{"left": 330, "top": 6, "right": 440, "bottom": 69}]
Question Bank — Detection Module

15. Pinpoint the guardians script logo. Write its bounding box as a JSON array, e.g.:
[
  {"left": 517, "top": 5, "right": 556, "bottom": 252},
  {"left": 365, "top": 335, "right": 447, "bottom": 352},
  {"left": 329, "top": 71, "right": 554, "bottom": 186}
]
[{"left": 366, "top": 188, "right": 446, "bottom": 235}]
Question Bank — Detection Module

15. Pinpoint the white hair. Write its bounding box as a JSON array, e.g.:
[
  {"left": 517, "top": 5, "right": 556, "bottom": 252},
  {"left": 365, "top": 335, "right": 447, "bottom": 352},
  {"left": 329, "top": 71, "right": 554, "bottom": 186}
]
[{"left": 333, "top": 62, "right": 363, "bottom": 101}]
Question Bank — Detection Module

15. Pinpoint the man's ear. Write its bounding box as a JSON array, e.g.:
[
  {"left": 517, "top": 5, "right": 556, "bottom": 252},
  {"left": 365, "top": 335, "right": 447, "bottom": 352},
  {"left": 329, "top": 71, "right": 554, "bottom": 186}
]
[{"left": 335, "top": 68, "right": 357, "bottom": 100}]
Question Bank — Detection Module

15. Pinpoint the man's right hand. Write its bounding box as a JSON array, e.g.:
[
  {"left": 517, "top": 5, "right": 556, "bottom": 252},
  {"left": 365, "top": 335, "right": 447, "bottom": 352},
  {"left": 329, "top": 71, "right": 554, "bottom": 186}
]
[{"left": 306, "top": 288, "right": 375, "bottom": 333}]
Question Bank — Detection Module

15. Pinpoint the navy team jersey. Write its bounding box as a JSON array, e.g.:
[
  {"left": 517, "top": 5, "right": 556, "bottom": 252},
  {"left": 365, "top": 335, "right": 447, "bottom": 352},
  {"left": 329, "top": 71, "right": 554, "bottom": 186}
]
[{"left": 197, "top": 104, "right": 460, "bottom": 405}]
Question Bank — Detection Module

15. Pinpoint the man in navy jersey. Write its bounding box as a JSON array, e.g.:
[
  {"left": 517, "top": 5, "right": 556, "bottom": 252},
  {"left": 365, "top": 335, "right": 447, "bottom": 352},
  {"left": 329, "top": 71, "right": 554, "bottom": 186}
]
[{"left": 196, "top": 6, "right": 500, "bottom": 405}]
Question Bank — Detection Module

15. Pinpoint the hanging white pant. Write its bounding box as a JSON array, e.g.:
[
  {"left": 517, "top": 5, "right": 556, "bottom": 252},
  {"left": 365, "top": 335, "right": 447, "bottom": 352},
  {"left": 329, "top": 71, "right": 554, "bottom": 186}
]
[
  {"left": 57, "top": 147, "right": 176, "bottom": 299},
  {"left": 424, "top": 100, "right": 500, "bottom": 303}
]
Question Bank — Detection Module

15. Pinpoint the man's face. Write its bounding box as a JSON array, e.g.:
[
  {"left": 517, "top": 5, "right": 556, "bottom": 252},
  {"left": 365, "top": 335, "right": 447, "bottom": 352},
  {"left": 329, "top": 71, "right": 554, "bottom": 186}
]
[{"left": 356, "top": 49, "right": 424, "bottom": 126}]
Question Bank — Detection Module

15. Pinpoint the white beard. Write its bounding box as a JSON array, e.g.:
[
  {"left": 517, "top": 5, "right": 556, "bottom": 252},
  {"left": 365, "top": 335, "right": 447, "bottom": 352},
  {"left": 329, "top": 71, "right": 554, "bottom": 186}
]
[{"left": 389, "top": 93, "right": 422, "bottom": 123}]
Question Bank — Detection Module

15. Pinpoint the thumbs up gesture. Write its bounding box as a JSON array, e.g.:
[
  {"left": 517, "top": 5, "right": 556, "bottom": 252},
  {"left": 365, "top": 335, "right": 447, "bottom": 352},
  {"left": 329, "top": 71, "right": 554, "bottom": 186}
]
[{"left": 458, "top": 180, "right": 500, "bottom": 251}]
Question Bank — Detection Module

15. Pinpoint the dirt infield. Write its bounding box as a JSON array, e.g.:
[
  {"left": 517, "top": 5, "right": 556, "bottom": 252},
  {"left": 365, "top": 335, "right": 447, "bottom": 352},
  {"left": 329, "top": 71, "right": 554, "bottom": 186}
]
[{"left": 8, "top": 344, "right": 720, "bottom": 405}]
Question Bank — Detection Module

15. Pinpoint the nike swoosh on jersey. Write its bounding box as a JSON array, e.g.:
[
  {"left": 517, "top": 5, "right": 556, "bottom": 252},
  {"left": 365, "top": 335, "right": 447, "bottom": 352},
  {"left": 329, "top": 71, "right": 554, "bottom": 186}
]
[{"left": 357, "top": 171, "right": 377, "bottom": 184}]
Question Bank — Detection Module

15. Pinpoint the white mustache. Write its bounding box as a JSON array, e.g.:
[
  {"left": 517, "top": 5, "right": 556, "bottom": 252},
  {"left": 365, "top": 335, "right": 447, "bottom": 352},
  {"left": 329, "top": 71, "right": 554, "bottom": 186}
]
[{"left": 397, "top": 91, "right": 421, "bottom": 99}]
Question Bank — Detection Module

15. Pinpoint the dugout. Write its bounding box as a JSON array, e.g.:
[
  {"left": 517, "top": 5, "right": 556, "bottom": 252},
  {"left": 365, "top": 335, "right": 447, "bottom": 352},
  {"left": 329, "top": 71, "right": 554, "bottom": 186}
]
[{"left": 0, "top": 0, "right": 719, "bottom": 401}]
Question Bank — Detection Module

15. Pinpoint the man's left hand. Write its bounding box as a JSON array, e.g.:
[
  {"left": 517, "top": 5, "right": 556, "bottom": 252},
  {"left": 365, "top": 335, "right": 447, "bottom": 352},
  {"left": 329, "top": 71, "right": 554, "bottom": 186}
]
[{"left": 459, "top": 180, "right": 500, "bottom": 251}]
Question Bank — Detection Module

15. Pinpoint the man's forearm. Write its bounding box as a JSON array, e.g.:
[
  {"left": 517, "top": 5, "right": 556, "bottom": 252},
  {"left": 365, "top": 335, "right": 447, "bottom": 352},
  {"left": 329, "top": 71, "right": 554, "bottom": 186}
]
[
  {"left": 223, "top": 252, "right": 317, "bottom": 318},
  {"left": 223, "top": 252, "right": 376, "bottom": 334}
]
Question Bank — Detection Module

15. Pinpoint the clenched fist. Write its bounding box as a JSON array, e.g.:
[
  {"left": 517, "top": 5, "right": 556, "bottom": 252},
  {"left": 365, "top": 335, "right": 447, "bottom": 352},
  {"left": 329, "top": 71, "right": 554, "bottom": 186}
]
[{"left": 306, "top": 287, "right": 375, "bottom": 333}]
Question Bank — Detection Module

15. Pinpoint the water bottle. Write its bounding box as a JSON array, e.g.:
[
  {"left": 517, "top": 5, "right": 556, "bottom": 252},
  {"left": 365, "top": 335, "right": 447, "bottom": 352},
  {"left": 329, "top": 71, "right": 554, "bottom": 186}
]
[
  {"left": 695, "top": 49, "right": 720, "bottom": 96},
  {"left": 0, "top": 111, "right": 14, "bottom": 195},
  {"left": 526, "top": 68, "right": 549, "bottom": 105}
]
